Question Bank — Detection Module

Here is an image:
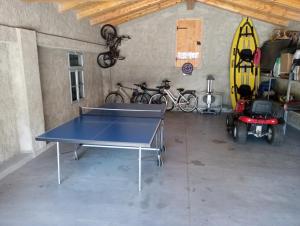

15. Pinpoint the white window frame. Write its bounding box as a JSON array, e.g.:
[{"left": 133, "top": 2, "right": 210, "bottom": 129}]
[{"left": 68, "top": 52, "right": 84, "bottom": 103}]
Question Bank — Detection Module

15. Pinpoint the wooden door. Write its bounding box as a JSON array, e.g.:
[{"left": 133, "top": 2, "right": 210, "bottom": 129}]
[{"left": 176, "top": 19, "right": 202, "bottom": 68}]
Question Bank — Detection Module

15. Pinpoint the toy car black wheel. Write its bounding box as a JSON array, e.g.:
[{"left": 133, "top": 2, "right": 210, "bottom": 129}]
[
  {"left": 266, "top": 125, "right": 284, "bottom": 146},
  {"left": 226, "top": 114, "right": 234, "bottom": 133},
  {"left": 233, "top": 122, "right": 247, "bottom": 144}
]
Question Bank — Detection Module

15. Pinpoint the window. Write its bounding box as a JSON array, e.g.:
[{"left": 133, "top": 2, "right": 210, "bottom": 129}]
[
  {"left": 68, "top": 52, "right": 84, "bottom": 102},
  {"left": 176, "top": 19, "right": 202, "bottom": 68}
]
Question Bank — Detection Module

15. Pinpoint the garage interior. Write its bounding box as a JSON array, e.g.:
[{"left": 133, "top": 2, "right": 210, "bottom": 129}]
[{"left": 0, "top": 0, "right": 300, "bottom": 226}]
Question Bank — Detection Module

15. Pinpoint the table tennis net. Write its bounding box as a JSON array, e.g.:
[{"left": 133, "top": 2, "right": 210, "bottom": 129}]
[{"left": 80, "top": 107, "right": 163, "bottom": 118}]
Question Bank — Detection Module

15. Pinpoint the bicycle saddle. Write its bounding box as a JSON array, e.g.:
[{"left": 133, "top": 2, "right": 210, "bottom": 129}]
[
  {"left": 177, "top": 88, "right": 184, "bottom": 93},
  {"left": 185, "top": 89, "right": 196, "bottom": 94},
  {"left": 116, "top": 82, "right": 122, "bottom": 86},
  {"left": 162, "top": 79, "right": 171, "bottom": 83}
]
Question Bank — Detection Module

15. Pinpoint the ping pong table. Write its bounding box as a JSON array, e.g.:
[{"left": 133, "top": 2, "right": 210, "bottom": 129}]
[{"left": 36, "top": 103, "right": 166, "bottom": 191}]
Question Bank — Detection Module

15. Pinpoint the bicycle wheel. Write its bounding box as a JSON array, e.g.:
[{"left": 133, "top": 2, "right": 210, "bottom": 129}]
[
  {"left": 105, "top": 92, "right": 124, "bottom": 103},
  {"left": 178, "top": 93, "right": 198, "bottom": 112},
  {"left": 135, "top": 93, "right": 151, "bottom": 104},
  {"left": 97, "top": 52, "right": 116, "bottom": 68},
  {"left": 149, "top": 94, "right": 165, "bottom": 104},
  {"left": 165, "top": 95, "right": 174, "bottom": 111},
  {"left": 100, "top": 24, "right": 117, "bottom": 40}
]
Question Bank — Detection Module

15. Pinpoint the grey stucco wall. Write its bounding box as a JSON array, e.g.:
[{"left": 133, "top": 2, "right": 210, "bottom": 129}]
[
  {"left": 0, "top": 27, "right": 45, "bottom": 162},
  {"left": 288, "top": 21, "right": 300, "bottom": 31},
  {"left": 0, "top": 0, "right": 100, "bottom": 43},
  {"left": 39, "top": 47, "right": 103, "bottom": 130},
  {"left": 106, "top": 3, "right": 276, "bottom": 106},
  {"left": 0, "top": 0, "right": 104, "bottom": 162},
  {"left": 0, "top": 43, "right": 20, "bottom": 162}
]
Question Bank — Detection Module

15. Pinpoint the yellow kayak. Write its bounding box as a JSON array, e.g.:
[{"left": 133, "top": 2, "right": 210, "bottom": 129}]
[{"left": 230, "top": 17, "right": 260, "bottom": 109}]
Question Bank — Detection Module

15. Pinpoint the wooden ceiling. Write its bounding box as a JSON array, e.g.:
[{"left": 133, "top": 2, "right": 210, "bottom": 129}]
[{"left": 23, "top": 0, "right": 300, "bottom": 26}]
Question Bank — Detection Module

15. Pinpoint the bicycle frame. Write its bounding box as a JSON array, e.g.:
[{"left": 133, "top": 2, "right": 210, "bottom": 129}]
[
  {"left": 163, "top": 89, "right": 188, "bottom": 105},
  {"left": 116, "top": 85, "right": 135, "bottom": 100}
]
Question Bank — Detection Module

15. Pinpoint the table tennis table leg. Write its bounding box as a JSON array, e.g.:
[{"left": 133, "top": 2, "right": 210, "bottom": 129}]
[
  {"left": 161, "top": 120, "right": 166, "bottom": 153},
  {"left": 74, "top": 144, "right": 81, "bottom": 160},
  {"left": 155, "top": 129, "right": 158, "bottom": 148},
  {"left": 57, "top": 142, "right": 61, "bottom": 184},
  {"left": 138, "top": 146, "right": 142, "bottom": 192}
]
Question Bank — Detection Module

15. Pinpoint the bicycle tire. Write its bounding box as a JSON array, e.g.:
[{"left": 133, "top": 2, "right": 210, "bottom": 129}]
[
  {"left": 135, "top": 93, "right": 151, "bottom": 104},
  {"left": 105, "top": 92, "right": 124, "bottom": 104},
  {"left": 100, "top": 24, "right": 117, "bottom": 40},
  {"left": 164, "top": 95, "right": 174, "bottom": 111},
  {"left": 149, "top": 93, "right": 165, "bottom": 104},
  {"left": 178, "top": 93, "right": 198, "bottom": 112},
  {"left": 97, "top": 52, "right": 116, "bottom": 68}
]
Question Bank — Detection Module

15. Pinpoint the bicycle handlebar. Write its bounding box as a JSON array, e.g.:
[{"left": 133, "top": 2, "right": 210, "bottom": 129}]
[
  {"left": 156, "top": 84, "right": 170, "bottom": 90},
  {"left": 134, "top": 82, "right": 147, "bottom": 88},
  {"left": 117, "top": 81, "right": 171, "bottom": 92},
  {"left": 116, "top": 82, "right": 136, "bottom": 91},
  {"left": 142, "top": 87, "right": 160, "bottom": 92}
]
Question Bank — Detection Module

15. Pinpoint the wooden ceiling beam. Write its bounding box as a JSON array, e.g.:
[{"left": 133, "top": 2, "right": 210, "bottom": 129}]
[
  {"left": 186, "top": 0, "right": 196, "bottom": 10},
  {"left": 77, "top": 0, "right": 138, "bottom": 20},
  {"left": 197, "top": 0, "right": 289, "bottom": 26},
  {"left": 109, "top": 0, "right": 182, "bottom": 25},
  {"left": 58, "top": 0, "right": 96, "bottom": 12},
  {"left": 90, "top": 0, "right": 170, "bottom": 25},
  {"left": 261, "top": 0, "right": 300, "bottom": 12},
  {"left": 23, "top": 0, "right": 295, "bottom": 26},
  {"left": 221, "top": 0, "right": 300, "bottom": 22}
]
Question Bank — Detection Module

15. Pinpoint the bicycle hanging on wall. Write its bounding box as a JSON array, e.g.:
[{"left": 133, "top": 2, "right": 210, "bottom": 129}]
[{"left": 97, "top": 24, "right": 131, "bottom": 68}]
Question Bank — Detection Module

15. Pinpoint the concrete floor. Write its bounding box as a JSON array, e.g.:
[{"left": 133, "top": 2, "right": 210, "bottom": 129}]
[{"left": 0, "top": 112, "right": 300, "bottom": 226}]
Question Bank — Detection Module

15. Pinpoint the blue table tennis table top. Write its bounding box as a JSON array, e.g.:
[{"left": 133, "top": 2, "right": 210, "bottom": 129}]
[{"left": 36, "top": 103, "right": 166, "bottom": 148}]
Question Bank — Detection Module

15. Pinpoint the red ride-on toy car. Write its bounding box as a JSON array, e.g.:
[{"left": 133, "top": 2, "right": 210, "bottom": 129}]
[{"left": 226, "top": 85, "right": 284, "bottom": 145}]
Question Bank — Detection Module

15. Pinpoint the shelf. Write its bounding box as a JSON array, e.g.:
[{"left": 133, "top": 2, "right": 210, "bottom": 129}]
[
  {"left": 261, "top": 75, "right": 300, "bottom": 84},
  {"left": 261, "top": 73, "right": 300, "bottom": 133}
]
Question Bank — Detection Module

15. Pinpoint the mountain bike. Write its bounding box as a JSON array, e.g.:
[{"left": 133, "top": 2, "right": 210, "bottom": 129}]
[
  {"left": 105, "top": 82, "right": 144, "bottom": 104},
  {"left": 149, "top": 80, "right": 198, "bottom": 112},
  {"left": 97, "top": 24, "right": 131, "bottom": 68}
]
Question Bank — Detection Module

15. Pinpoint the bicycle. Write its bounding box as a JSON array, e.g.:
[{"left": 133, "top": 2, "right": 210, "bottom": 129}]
[
  {"left": 134, "top": 80, "right": 176, "bottom": 106},
  {"left": 149, "top": 80, "right": 198, "bottom": 112},
  {"left": 97, "top": 24, "right": 131, "bottom": 68},
  {"left": 134, "top": 83, "right": 160, "bottom": 104},
  {"left": 105, "top": 82, "right": 143, "bottom": 104}
]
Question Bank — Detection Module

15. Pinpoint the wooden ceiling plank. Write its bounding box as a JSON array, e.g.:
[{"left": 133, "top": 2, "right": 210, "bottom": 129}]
[
  {"left": 261, "top": 0, "right": 300, "bottom": 12},
  {"left": 109, "top": 0, "right": 181, "bottom": 25},
  {"left": 186, "top": 0, "right": 196, "bottom": 10},
  {"left": 197, "top": 0, "right": 289, "bottom": 26},
  {"left": 77, "top": 0, "right": 137, "bottom": 20},
  {"left": 90, "top": 0, "right": 170, "bottom": 25},
  {"left": 222, "top": 0, "right": 300, "bottom": 22}
]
